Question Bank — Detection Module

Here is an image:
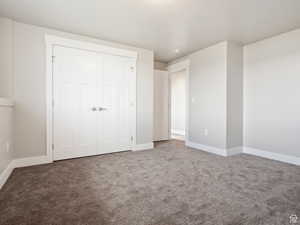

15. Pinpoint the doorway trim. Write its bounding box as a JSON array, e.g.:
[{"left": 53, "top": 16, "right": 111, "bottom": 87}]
[
  {"left": 167, "top": 60, "right": 190, "bottom": 142},
  {"left": 45, "top": 35, "right": 138, "bottom": 162}
]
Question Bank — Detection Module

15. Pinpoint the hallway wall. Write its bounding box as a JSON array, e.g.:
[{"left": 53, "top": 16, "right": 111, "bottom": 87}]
[{"left": 171, "top": 70, "right": 186, "bottom": 136}]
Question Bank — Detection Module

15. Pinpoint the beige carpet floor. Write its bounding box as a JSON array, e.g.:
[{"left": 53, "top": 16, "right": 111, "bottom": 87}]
[{"left": 0, "top": 140, "right": 299, "bottom": 225}]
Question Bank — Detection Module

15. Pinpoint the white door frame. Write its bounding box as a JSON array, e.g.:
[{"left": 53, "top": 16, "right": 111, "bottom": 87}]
[
  {"left": 167, "top": 60, "right": 190, "bottom": 142},
  {"left": 45, "top": 35, "right": 138, "bottom": 162}
]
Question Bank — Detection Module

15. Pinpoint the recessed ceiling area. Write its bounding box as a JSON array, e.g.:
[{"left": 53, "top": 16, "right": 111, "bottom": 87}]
[{"left": 0, "top": 0, "right": 300, "bottom": 62}]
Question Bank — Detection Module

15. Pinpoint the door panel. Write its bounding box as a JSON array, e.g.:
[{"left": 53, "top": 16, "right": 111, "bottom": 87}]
[
  {"left": 97, "top": 55, "right": 132, "bottom": 154},
  {"left": 53, "top": 46, "right": 98, "bottom": 160}
]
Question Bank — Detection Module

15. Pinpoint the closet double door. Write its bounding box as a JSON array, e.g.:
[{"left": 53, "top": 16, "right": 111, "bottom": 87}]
[{"left": 53, "top": 46, "right": 135, "bottom": 160}]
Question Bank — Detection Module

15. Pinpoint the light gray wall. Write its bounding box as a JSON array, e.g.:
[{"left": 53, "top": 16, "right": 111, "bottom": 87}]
[
  {"left": 244, "top": 29, "right": 300, "bottom": 157},
  {"left": 227, "top": 42, "right": 243, "bottom": 148},
  {"left": 3, "top": 18, "right": 153, "bottom": 158},
  {"left": 0, "top": 104, "right": 13, "bottom": 175},
  {"left": 188, "top": 42, "right": 228, "bottom": 149},
  {"left": 0, "top": 18, "right": 13, "bottom": 97},
  {"left": 169, "top": 41, "right": 243, "bottom": 150}
]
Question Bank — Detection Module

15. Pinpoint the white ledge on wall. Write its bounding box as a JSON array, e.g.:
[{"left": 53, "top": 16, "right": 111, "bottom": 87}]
[{"left": 0, "top": 98, "right": 14, "bottom": 107}]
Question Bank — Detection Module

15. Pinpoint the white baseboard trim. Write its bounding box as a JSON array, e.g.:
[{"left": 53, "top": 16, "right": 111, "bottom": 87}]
[
  {"left": 187, "top": 141, "right": 300, "bottom": 166},
  {"left": 132, "top": 142, "right": 154, "bottom": 151},
  {"left": 244, "top": 147, "right": 300, "bottom": 166},
  {"left": 12, "top": 156, "right": 51, "bottom": 168},
  {"left": 186, "top": 141, "right": 244, "bottom": 157},
  {"left": 186, "top": 141, "right": 227, "bottom": 156},
  {"left": 227, "top": 146, "right": 244, "bottom": 156},
  {"left": 0, "top": 161, "right": 14, "bottom": 189},
  {"left": 0, "top": 155, "right": 52, "bottom": 189}
]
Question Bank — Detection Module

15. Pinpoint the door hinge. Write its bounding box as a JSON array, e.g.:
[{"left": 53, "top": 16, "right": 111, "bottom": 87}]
[
  {"left": 131, "top": 136, "right": 134, "bottom": 142},
  {"left": 52, "top": 55, "right": 55, "bottom": 63},
  {"left": 52, "top": 99, "right": 55, "bottom": 108},
  {"left": 52, "top": 144, "right": 54, "bottom": 150}
]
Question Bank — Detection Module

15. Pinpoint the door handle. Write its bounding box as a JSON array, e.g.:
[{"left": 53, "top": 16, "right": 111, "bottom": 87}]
[
  {"left": 98, "top": 107, "right": 107, "bottom": 111},
  {"left": 91, "top": 107, "right": 97, "bottom": 111}
]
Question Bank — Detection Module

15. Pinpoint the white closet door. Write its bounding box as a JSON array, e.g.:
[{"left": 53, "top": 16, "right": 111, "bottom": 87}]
[
  {"left": 53, "top": 46, "right": 134, "bottom": 160},
  {"left": 97, "top": 54, "right": 133, "bottom": 154},
  {"left": 153, "top": 70, "right": 169, "bottom": 141},
  {"left": 53, "top": 46, "right": 98, "bottom": 160}
]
